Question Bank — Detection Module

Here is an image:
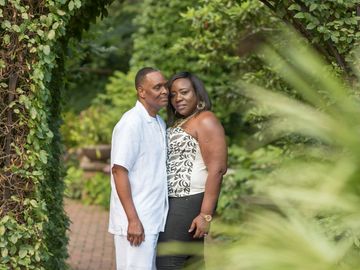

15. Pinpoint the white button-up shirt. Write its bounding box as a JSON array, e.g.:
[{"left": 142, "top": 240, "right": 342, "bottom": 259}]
[{"left": 108, "top": 101, "right": 168, "bottom": 235}]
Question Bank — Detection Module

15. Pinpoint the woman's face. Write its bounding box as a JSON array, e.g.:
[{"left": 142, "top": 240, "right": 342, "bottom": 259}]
[{"left": 170, "top": 78, "right": 198, "bottom": 117}]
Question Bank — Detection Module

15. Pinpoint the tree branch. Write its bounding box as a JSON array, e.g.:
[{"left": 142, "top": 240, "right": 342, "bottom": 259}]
[
  {"left": 3, "top": 73, "right": 17, "bottom": 202},
  {"left": 357, "top": 5, "right": 360, "bottom": 30},
  {"left": 261, "top": 0, "right": 349, "bottom": 72},
  {"left": 258, "top": 0, "right": 276, "bottom": 12}
]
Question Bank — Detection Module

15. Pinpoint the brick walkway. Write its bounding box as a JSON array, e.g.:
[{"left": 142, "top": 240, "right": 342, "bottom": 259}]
[{"left": 65, "top": 199, "right": 116, "bottom": 270}]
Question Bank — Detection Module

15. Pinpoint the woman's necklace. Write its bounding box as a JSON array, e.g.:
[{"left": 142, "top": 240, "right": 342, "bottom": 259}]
[{"left": 173, "top": 110, "right": 199, "bottom": 128}]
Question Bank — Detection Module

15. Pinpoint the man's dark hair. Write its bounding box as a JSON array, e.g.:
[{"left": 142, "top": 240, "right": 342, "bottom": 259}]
[
  {"left": 135, "top": 67, "right": 159, "bottom": 90},
  {"left": 166, "top": 71, "right": 212, "bottom": 126}
]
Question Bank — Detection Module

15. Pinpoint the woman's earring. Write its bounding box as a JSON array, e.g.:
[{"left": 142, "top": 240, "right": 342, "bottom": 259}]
[{"left": 197, "top": 101, "right": 205, "bottom": 110}]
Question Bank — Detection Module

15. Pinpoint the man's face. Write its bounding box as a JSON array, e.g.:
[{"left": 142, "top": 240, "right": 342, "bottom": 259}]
[{"left": 139, "top": 71, "right": 168, "bottom": 112}]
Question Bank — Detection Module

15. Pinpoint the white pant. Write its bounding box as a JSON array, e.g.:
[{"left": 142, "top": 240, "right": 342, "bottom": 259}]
[{"left": 114, "top": 234, "right": 159, "bottom": 270}]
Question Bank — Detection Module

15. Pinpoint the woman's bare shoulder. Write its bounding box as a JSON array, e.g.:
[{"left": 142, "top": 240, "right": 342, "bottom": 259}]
[
  {"left": 197, "top": 111, "right": 219, "bottom": 123},
  {"left": 195, "top": 111, "right": 223, "bottom": 131}
]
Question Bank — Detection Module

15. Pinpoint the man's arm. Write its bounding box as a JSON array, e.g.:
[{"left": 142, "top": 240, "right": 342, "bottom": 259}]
[{"left": 112, "top": 164, "right": 144, "bottom": 246}]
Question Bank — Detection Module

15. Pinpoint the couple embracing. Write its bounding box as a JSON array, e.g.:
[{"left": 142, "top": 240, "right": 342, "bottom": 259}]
[{"left": 109, "top": 67, "right": 227, "bottom": 270}]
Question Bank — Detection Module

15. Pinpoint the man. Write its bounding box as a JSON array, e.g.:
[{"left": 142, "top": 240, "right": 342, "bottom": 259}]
[{"left": 108, "top": 67, "right": 169, "bottom": 270}]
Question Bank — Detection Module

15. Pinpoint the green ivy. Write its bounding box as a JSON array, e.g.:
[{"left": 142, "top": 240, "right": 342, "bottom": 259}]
[{"left": 0, "top": 0, "right": 114, "bottom": 269}]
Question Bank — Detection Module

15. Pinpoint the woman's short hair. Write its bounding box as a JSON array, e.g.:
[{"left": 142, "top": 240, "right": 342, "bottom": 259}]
[{"left": 166, "top": 71, "right": 212, "bottom": 126}]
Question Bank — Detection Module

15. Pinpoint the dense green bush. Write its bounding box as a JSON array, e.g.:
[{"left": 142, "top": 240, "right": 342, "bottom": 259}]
[
  {"left": 204, "top": 30, "right": 360, "bottom": 270},
  {"left": 62, "top": 0, "right": 139, "bottom": 113},
  {"left": 62, "top": 105, "right": 114, "bottom": 148},
  {"left": 64, "top": 167, "right": 110, "bottom": 210},
  {"left": 64, "top": 166, "right": 84, "bottom": 200},
  {"left": 218, "top": 145, "right": 283, "bottom": 223},
  {"left": 61, "top": 70, "right": 136, "bottom": 148},
  {"left": 82, "top": 173, "right": 111, "bottom": 210}
]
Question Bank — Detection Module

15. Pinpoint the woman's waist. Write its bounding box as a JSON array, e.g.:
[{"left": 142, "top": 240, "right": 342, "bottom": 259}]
[{"left": 168, "top": 191, "right": 204, "bottom": 199}]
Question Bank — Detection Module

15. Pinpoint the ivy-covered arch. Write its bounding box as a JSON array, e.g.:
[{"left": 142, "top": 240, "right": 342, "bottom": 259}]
[{"left": 0, "top": 1, "right": 115, "bottom": 269}]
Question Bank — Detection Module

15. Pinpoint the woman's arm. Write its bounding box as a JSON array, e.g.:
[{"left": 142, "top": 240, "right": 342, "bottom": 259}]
[{"left": 188, "top": 111, "right": 227, "bottom": 238}]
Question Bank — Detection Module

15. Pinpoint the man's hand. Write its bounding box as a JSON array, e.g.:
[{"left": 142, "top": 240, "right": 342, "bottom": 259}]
[
  {"left": 188, "top": 215, "right": 210, "bottom": 238},
  {"left": 127, "top": 218, "right": 145, "bottom": 246},
  {"left": 112, "top": 165, "right": 145, "bottom": 247}
]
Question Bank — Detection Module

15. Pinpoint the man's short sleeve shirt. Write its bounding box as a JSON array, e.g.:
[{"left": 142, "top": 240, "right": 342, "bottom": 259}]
[{"left": 108, "top": 101, "right": 168, "bottom": 235}]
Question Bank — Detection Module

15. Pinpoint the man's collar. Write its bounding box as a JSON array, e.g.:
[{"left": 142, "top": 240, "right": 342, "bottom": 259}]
[{"left": 135, "top": 100, "right": 155, "bottom": 123}]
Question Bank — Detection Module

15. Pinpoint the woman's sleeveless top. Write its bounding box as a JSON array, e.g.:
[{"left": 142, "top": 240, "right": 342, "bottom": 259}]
[{"left": 166, "top": 126, "right": 208, "bottom": 197}]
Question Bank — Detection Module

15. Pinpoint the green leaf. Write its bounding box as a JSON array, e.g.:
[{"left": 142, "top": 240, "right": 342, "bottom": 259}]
[
  {"left": 1, "top": 216, "right": 9, "bottom": 223},
  {"left": 306, "top": 23, "right": 316, "bottom": 30},
  {"left": 9, "top": 245, "right": 16, "bottom": 255},
  {"left": 288, "top": 4, "right": 300, "bottom": 11},
  {"left": 39, "top": 150, "right": 47, "bottom": 164},
  {"left": 1, "top": 247, "right": 8, "bottom": 257},
  {"left": 68, "top": 1, "right": 74, "bottom": 11},
  {"left": 37, "top": 29, "right": 44, "bottom": 37},
  {"left": 0, "top": 0, "right": 5, "bottom": 6},
  {"left": 309, "top": 3, "right": 317, "bottom": 12},
  {"left": 35, "top": 252, "right": 41, "bottom": 262},
  {"left": 29, "top": 199, "right": 38, "bottom": 208},
  {"left": 9, "top": 234, "right": 18, "bottom": 244},
  {"left": 32, "top": 170, "right": 43, "bottom": 176},
  {"left": 2, "top": 20, "right": 10, "bottom": 28},
  {"left": 330, "top": 35, "right": 338, "bottom": 43},
  {"left": 19, "top": 248, "right": 27, "bottom": 259},
  {"left": 74, "top": 0, "right": 81, "bottom": 8},
  {"left": 21, "top": 13, "right": 28, "bottom": 19},
  {"left": 47, "top": 30, "right": 55, "bottom": 40},
  {"left": 47, "top": 130, "right": 54, "bottom": 138},
  {"left": 57, "top": 9, "right": 66, "bottom": 16},
  {"left": 3, "top": 34, "right": 10, "bottom": 44},
  {"left": 0, "top": 225, "right": 5, "bottom": 236},
  {"left": 30, "top": 107, "right": 37, "bottom": 119},
  {"left": 43, "top": 45, "right": 50, "bottom": 55},
  {"left": 294, "top": 12, "right": 305, "bottom": 19},
  {"left": 52, "top": 22, "right": 59, "bottom": 29}
]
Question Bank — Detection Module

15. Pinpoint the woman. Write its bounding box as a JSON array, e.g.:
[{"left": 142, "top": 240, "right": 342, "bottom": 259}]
[{"left": 156, "top": 72, "right": 227, "bottom": 269}]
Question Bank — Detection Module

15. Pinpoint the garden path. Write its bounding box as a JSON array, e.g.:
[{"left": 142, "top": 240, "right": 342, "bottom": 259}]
[{"left": 65, "top": 199, "right": 116, "bottom": 270}]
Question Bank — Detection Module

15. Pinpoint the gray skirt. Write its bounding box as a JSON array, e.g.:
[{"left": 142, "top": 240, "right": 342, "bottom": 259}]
[{"left": 156, "top": 192, "right": 205, "bottom": 270}]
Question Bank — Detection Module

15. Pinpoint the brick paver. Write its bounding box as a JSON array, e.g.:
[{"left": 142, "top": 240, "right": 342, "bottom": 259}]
[{"left": 65, "top": 199, "right": 116, "bottom": 270}]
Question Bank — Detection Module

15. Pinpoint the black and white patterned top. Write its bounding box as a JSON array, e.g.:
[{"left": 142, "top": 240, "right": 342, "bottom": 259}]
[{"left": 167, "top": 127, "right": 208, "bottom": 197}]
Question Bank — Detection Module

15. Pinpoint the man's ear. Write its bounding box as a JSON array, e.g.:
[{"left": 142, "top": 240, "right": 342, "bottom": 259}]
[{"left": 138, "top": 86, "right": 146, "bottom": 99}]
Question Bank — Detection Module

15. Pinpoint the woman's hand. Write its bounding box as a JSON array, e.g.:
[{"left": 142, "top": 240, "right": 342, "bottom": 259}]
[{"left": 188, "top": 214, "right": 210, "bottom": 238}]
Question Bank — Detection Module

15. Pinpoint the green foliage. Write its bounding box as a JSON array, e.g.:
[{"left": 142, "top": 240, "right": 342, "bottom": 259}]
[
  {"left": 62, "top": 105, "right": 114, "bottom": 147},
  {"left": 64, "top": 166, "right": 84, "bottom": 200},
  {"left": 261, "top": 0, "right": 360, "bottom": 71},
  {"left": 62, "top": 0, "right": 139, "bottom": 113},
  {"left": 218, "top": 145, "right": 283, "bottom": 223},
  {"left": 97, "top": 70, "right": 137, "bottom": 119},
  {"left": 0, "top": 202, "right": 48, "bottom": 269},
  {"left": 61, "top": 70, "right": 136, "bottom": 148},
  {"left": 204, "top": 30, "right": 360, "bottom": 270},
  {"left": 130, "top": 0, "right": 290, "bottom": 143},
  {"left": 131, "top": 0, "right": 197, "bottom": 74},
  {"left": 64, "top": 168, "right": 110, "bottom": 210},
  {"left": 0, "top": 0, "right": 113, "bottom": 269},
  {"left": 82, "top": 173, "right": 111, "bottom": 210}
]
